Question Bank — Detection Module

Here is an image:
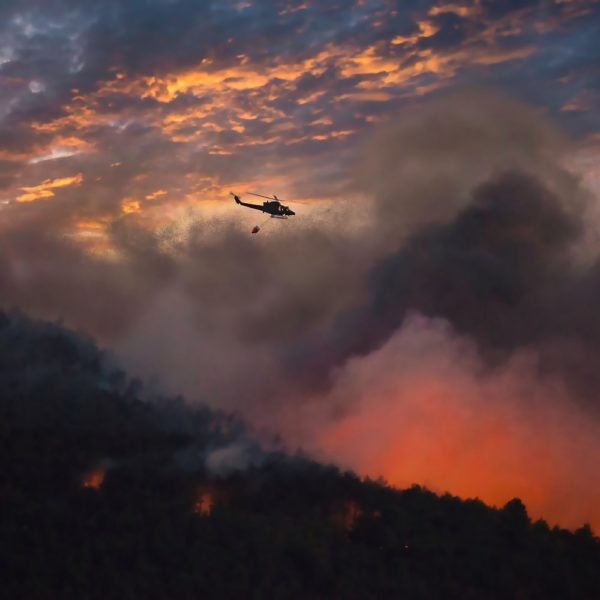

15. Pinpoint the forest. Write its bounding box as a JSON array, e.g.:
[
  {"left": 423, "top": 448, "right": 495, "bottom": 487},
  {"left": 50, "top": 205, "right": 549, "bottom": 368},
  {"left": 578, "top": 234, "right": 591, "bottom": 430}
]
[{"left": 1, "top": 309, "right": 598, "bottom": 599}]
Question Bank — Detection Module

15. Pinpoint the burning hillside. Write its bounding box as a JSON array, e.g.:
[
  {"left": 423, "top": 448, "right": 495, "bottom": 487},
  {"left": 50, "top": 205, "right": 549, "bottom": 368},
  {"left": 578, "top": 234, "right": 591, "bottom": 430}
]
[{"left": 0, "top": 310, "right": 598, "bottom": 599}]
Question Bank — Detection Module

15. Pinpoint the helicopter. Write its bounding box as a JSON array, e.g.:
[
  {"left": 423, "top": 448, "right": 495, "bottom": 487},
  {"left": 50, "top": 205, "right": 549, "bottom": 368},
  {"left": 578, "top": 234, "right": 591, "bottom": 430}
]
[{"left": 231, "top": 192, "right": 296, "bottom": 217}]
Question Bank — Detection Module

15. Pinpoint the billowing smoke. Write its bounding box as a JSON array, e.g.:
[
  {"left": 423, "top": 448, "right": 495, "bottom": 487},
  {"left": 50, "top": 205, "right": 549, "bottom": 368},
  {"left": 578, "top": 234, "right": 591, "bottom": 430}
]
[
  {"left": 356, "top": 89, "right": 578, "bottom": 247},
  {"left": 317, "top": 168, "right": 600, "bottom": 404},
  {"left": 1, "top": 89, "right": 599, "bottom": 528},
  {"left": 0, "top": 307, "right": 268, "bottom": 475},
  {"left": 0, "top": 216, "right": 176, "bottom": 338},
  {"left": 288, "top": 315, "right": 600, "bottom": 530}
]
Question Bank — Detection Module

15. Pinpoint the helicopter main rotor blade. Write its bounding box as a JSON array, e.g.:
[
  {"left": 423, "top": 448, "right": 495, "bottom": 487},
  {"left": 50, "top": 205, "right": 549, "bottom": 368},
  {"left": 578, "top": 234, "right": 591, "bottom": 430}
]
[{"left": 246, "top": 192, "right": 281, "bottom": 201}]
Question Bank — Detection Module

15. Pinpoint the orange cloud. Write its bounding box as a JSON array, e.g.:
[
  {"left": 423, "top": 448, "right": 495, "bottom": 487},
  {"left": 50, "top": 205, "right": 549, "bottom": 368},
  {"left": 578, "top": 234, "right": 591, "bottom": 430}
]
[
  {"left": 471, "top": 44, "right": 537, "bottom": 65},
  {"left": 134, "top": 50, "right": 331, "bottom": 103},
  {"left": 121, "top": 197, "right": 141, "bottom": 214},
  {"left": 145, "top": 190, "right": 167, "bottom": 200},
  {"left": 391, "top": 19, "right": 439, "bottom": 46},
  {"left": 26, "top": 25, "right": 542, "bottom": 176},
  {"left": 429, "top": 3, "right": 481, "bottom": 18},
  {"left": 16, "top": 174, "right": 83, "bottom": 203}
]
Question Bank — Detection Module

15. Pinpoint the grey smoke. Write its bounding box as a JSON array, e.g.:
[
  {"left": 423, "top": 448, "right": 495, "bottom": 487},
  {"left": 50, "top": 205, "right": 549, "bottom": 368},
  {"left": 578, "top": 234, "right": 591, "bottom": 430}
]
[{"left": 1, "top": 89, "right": 599, "bottom": 420}]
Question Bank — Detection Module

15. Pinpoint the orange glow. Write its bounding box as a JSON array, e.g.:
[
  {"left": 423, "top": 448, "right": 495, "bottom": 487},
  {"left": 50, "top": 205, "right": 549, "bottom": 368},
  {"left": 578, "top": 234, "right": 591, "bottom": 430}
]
[
  {"left": 470, "top": 45, "right": 536, "bottom": 65},
  {"left": 31, "top": 103, "right": 101, "bottom": 134},
  {"left": 561, "top": 93, "right": 591, "bottom": 113},
  {"left": 121, "top": 197, "right": 141, "bottom": 214},
  {"left": 134, "top": 51, "right": 331, "bottom": 103},
  {"left": 50, "top": 135, "right": 93, "bottom": 150},
  {"left": 392, "top": 19, "right": 439, "bottom": 46},
  {"left": 73, "top": 218, "right": 108, "bottom": 231},
  {"left": 429, "top": 3, "right": 480, "bottom": 18},
  {"left": 145, "top": 190, "right": 167, "bottom": 201},
  {"left": 315, "top": 379, "right": 600, "bottom": 531},
  {"left": 311, "top": 129, "right": 356, "bottom": 141},
  {"left": 16, "top": 174, "right": 83, "bottom": 202},
  {"left": 284, "top": 320, "right": 600, "bottom": 532},
  {"left": 333, "top": 500, "right": 363, "bottom": 531},
  {"left": 194, "top": 490, "right": 215, "bottom": 516},
  {"left": 81, "top": 465, "right": 105, "bottom": 490}
]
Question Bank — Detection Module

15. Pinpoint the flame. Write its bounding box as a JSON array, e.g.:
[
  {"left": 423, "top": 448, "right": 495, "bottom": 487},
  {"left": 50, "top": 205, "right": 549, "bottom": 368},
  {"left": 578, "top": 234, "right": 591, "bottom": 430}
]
[
  {"left": 81, "top": 465, "right": 105, "bottom": 490},
  {"left": 334, "top": 500, "right": 363, "bottom": 531},
  {"left": 194, "top": 490, "right": 215, "bottom": 516}
]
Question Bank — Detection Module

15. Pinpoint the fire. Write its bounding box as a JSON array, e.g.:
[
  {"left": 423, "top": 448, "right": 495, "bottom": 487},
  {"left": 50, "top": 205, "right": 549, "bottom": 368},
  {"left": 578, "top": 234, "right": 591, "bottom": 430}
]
[
  {"left": 289, "top": 317, "right": 600, "bottom": 531},
  {"left": 194, "top": 491, "right": 215, "bottom": 516},
  {"left": 334, "top": 500, "right": 363, "bottom": 531},
  {"left": 81, "top": 465, "right": 105, "bottom": 490},
  {"left": 316, "top": 377, "right": 600, "bottom": 530}
]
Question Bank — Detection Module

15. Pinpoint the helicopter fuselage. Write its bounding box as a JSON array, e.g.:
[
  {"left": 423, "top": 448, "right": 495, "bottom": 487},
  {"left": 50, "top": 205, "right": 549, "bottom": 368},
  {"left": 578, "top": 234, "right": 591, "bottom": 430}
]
[{"left": 233, "top": 194, "right": 295, "bottom": 217}]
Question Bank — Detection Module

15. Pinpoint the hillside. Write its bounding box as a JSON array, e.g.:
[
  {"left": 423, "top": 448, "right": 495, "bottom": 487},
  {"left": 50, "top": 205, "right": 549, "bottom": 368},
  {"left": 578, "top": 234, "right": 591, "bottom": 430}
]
[{"left": 0, "top": 310, "right": 598, "bottom": 599}]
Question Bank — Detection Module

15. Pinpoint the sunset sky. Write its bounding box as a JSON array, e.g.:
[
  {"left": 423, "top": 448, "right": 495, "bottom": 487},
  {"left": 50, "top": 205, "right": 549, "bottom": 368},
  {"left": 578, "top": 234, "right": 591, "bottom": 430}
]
[
  {"left": 2, "top": 0, "right": 599, "bottom": 226},
  {"left": 1, "top": 0, "right": 599, "bottom": 530}
]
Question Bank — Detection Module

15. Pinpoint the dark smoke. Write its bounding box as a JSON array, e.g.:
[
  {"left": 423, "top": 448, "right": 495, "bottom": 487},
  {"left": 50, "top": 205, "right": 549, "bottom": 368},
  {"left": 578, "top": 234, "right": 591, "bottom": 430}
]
[
  {"left": 0, "top": 217, "right": 176, "bottom": 339},
  {"left": 315, "top": 168, "right": 600, "bottom": 405},
  {"left": 0, "top": 308, "right": 261, "bottom": 466},
  {"left": 355, "top": 88, "right": 577, "bottom": 249}
]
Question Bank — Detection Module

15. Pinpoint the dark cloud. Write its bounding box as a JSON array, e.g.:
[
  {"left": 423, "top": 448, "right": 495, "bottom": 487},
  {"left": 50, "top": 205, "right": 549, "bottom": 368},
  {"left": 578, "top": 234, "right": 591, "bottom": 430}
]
[
  {"left": 0, "top": 120, "right": 48, "bottom": 154},
  {"left": 455, "top": 8, "right": 600, "bottom": 137},
  {"left": 418, "top": 12, "right": 472, "bottom": 50},
  {"left": 479, "top": 0, "right": 538, "bottom": 20},
  {"left": 0, "top": 159, "right": 21, "bottom": 189},
  {"left": 0, "top": 215, "right": 175, "bottom": 338}
]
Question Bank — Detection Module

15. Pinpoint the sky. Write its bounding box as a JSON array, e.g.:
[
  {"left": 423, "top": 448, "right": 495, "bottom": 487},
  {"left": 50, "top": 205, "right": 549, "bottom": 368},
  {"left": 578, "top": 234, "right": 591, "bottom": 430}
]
[{"left": 1, "top": 0, "right": 600, "bottom": 530}]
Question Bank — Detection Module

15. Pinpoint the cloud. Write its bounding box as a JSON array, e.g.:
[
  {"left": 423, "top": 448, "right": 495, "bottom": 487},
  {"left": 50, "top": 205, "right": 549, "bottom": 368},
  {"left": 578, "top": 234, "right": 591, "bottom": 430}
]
[
  {"left": 1, "top": 0, "right": 597, "bottom": 230},
  {"left": 16, "top": 173, "right": 83, "bottom": 202}
]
